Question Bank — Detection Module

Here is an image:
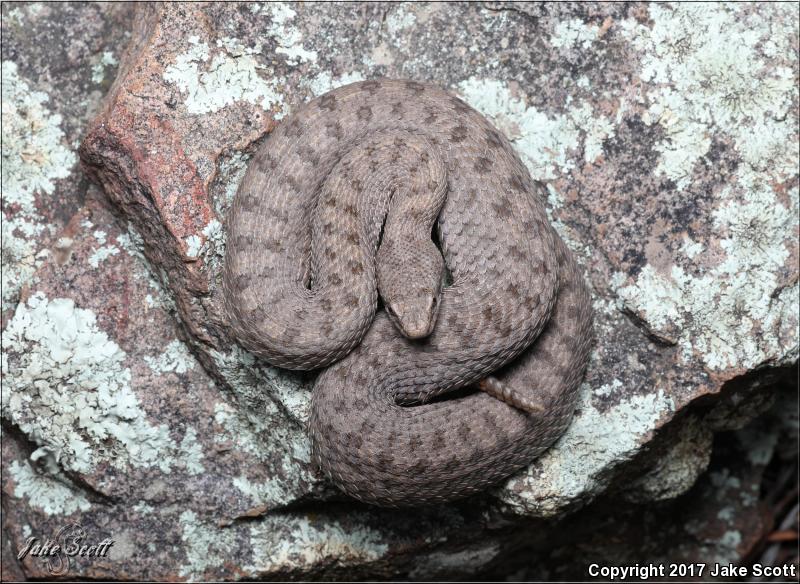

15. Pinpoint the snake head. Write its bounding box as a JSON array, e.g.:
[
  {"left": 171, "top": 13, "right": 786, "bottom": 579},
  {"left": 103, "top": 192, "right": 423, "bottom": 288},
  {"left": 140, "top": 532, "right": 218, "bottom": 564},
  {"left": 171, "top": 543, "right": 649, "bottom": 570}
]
[
  {"left": 377, "top": 238, "right": 445, "bottom": 340},
  {"left": 384, "top": 288, "right": 442, "bottom": 339}
]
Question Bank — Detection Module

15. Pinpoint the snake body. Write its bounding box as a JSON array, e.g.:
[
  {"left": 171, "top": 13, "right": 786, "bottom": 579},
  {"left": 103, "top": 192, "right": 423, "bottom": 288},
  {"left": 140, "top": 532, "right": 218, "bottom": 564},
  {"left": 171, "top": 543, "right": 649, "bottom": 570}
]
[{"left": 222, "top": 79, "right": 593, "bottom": 506}]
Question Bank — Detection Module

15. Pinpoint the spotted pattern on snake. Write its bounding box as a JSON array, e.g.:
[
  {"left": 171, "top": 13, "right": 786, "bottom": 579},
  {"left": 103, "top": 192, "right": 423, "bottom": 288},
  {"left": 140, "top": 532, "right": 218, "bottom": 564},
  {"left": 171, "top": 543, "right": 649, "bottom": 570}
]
[{"left": 222, "top": 79, "right": 594, "bottom": 506}]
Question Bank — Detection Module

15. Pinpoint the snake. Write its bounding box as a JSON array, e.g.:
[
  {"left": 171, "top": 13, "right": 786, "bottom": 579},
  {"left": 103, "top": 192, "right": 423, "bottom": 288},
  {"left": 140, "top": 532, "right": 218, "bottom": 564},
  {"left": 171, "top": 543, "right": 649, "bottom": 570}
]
[{"left": 222, "top": 79, "right": 593, "bottom": 507}]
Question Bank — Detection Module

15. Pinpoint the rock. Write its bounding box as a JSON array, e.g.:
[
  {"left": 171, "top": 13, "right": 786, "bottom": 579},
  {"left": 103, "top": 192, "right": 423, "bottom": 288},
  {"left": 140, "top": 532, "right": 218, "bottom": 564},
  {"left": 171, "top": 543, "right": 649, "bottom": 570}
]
[
  {"left": 475, "top": 386, "right": 797, "bottom": 581},
  {"left": 2, "top": 1, "right": 797, "bottom": 579},
  {"left": 0, "top": 2, "right": 134, "bottom": 327}
]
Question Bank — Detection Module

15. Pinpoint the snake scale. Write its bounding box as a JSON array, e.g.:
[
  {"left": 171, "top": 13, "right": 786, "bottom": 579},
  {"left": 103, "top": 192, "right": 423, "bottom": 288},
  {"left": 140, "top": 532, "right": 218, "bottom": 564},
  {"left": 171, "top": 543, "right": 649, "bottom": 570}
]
[{"left": 222, "top": 79, "right": 593, "bottom": 506}]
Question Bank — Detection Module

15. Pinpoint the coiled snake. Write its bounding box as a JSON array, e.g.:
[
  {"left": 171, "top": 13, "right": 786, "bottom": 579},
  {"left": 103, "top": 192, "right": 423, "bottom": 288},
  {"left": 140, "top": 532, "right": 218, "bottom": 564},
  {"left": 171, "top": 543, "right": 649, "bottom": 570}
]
[{"left": 222, "top": 79, "right": 593, "bottom": 506}]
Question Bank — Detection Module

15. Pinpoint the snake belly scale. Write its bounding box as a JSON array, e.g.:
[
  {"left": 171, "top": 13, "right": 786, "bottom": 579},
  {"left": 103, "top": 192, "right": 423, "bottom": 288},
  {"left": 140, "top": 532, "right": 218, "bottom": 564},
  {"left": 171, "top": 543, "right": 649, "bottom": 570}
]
[{"left": 222, "top": 79, "right": 593, "bottom": 506}]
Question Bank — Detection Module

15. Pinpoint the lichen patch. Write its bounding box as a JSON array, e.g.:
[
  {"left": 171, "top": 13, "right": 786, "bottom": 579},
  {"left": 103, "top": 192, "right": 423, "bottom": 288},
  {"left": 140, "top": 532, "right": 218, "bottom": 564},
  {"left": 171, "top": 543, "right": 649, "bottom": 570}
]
[
  {"left": 1, "top": 60, "right": 76, "bottom": 310},
  {"left": 9, "top": 460, "right": 91, "bottom": 516},
  {"left": 2, "top": 293, "right": 175, "bottom": 474},
  {"left": 615, "top": 184, "right": 798, "bottom": 371},
  {"left": 163, "top": 36, "right": 284, "bottom": 115},
  {"left": 144, "top": 339, "right": 196, "bottom": 375},
  {"left": 457, "top": 77, "right": 614, "bottom": 181},
  {"left": 620, "top": 3, "right": 798, "bottom": 189},
  {"left": 499, "top": 381, "right": 675, "bottom": 516}
]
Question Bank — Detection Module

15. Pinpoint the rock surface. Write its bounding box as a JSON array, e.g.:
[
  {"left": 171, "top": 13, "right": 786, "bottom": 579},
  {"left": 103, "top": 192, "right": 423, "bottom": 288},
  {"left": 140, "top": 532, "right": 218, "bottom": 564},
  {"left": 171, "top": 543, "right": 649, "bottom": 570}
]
[{"left": 2, "top": 2, "right": 797, "bottom": 580}]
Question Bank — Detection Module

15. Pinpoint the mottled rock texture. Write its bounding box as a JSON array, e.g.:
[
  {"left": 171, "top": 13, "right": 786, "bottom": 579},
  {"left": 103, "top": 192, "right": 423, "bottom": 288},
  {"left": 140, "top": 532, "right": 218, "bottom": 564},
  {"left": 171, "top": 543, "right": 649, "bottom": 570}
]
[{"left": 2, "top": 1, "right": 797, "bottom": 580}]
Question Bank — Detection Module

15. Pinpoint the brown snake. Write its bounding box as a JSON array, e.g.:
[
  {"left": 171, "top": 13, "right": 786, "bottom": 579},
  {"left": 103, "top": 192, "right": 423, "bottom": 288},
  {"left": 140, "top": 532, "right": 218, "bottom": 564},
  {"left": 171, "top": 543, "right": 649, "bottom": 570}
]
[{"left": 222, "top": 79, "right": 593, "bottom": 506}]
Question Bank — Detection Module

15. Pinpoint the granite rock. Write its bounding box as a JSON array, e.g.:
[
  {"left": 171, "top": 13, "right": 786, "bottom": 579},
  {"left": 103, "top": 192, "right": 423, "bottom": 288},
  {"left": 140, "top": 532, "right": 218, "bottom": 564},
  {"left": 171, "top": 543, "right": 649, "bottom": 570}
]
[{"left": 2, "top": 1, "right": 797, "bottom": 579}]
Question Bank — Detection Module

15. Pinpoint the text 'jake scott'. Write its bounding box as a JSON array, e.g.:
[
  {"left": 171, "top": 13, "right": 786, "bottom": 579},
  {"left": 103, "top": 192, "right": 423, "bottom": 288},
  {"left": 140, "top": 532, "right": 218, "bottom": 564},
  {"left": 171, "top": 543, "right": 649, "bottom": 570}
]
[
  {"left": 588, "top": 562, "right": 798, "bottom": 580},
  {"left": 17, "top": 523, "right": 114, "bottom": 576}
]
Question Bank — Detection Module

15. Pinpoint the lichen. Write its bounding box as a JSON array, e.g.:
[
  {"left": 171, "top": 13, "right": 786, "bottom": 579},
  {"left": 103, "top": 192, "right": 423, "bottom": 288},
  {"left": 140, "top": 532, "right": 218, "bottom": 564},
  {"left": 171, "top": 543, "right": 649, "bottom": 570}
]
[
  {"left": 247, "top": 515, "right": 389, "bottom": 573},
  {"left": 263, "top": 3, "right": 318, "bottom": 64},
  {"left": 184, "top": 218, "right": 225, "bottom": 272},
  {"left": 163, "top": 36, "right": 284, "bottom": 115},
  {"left": 550, "top": 18, "right": 600, "bottom": 50},
  {"left": 212, "top": 402, "right": 263, "bottom": 458},
  {"left": 1, "top": 293, "right": 175, "bottom": 474},
  {"left": 499, "top": 378, "right": 675, "bottom": 516},
  {"left": 615, "top": 184, "right": 798, "bottom": 371},
  {"left": 9, "top": 460, "right": 91, "bottom": 516},
  {"left": 385, "top": 5, "right": 417, "bottom": 36},
  {"left": 88, "top": 230, "right": 121, "bottom": 267},
  {"left": 178, "top": 427, "right": 205, "bottom": 475},
  {"left": 184, "top": 235, "right": 202, "bottom": 259},
  {"left": 1, "top": 219, "right": 48, "bottom": 311},
  {"left": 620, "top": 3, "right": 798, "bottom": 188},
  {"left": 116, "top": 223, "right": 177, "bottom": 313},
  {"left": 232, "top": 474, "right": 295, "bottom": 508},
  {"left": 144, "top": 339, "right": 196, "bottom": 375},
  {"left": 1, "top": 60, "right": 75, "bottom": 310},
  {"left": 457, "top": 77, "right": 614, "bottom": 181},
  {"left": 408, "top": 544, "right": 501, "bottom": 579},
  {"left": 180, "top": 510, "right": 390, "bottom": 579},
  {"left": 1, "top": 60, "right": 75, "bottom": 214},
  {"left": 612, "top": 3, "right": 798, "bottom": 373},
  {"left": 209, "top": 345, "right": 315, "bottom": 507},
  {"left": 210, "top": 343, "right": 310, "bottom": 429},
  {"left": 304, "top": 71, "right": 367, "bottom": 98},
  {"left": 91, "top": 51, "right": 118, "bottom": 84},
  {"left": 623, "top": 417, "right": 713, "bottom": 503},
  {"left": 178, "top": 510, "right": 238, "bottom": 580}
]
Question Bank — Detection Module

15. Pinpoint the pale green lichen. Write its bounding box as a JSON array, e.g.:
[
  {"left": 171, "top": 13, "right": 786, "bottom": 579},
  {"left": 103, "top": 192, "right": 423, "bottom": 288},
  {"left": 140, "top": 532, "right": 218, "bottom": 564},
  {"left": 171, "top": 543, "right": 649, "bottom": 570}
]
[
  {"left": 498, "top": 379, "right": 675, "bottom": 516},
  {"left": 593, "top": 378, "right": 623, "bottom": 398},
  {"left": 550, "top": 18, "right": 600, "bottom": 50},
  {"left": 214, "top": 152, "right": 250, "bottom": 209},
  {"left": 1, "top": 60, "right": 75, "bottom": 310},
  {"left": 91, "top": 51, "right": 118, "bottom": 84},
  {"left": 1, "top": 220, "right": 48, "bottom": 311},
  {"left": 184, "top": 235, "right": 202, "bottom": 259},
  {"left": 623, "top": 417, "right": 713, "bottom": 503},
  {"left": 232, "top": 474, "right": 295, "bottom": 508},
  {"left": 179, "top": 510, "right": 390, "bottom": 579},
  {"left": 116, "top": 223, "right": 177, "bottom": 313},
  {"left": 178, "top": 427, "right": 205, "bottom": 475},
  {"left": 178, "top": 510, "right": 238, "bottom": 580},
  {"left": 1, "top": 60, "right": 75, "bottom": 214},
  {"left": 386, "top": 5, "right": 417, "bottom": 36},
  {"left": 210, "top": 343, "right": 311, "bottom": 428},
  {"left": 616, "top": 184, "right": 798, "bottom": 371},
  {"left": 213, "top": 402, "right": 264, "bottom": 458},
  {"left": 5, "top": 7, "right": 24, "bottom": 25},
  {"left": 131, "top": 501, "right": 155, "bottom": 514},
  {"left": 87, "top": 245, "right": 120, "bottom": 267},
  {"left": 247, "top": 515, "right": 389, "bottom": 573},
  {"left": 1, "top": 293, "right": 175, "bottom": 474},
  {"left": 144, "top": 339, "right": 196, "bottom": 375},
  {"left": 680, "top": 235, "right": 704, "bottom": 260},
  {"left": 263, "top": 3, "right": 318, "bottom": 64},
  {"left": 210, "top": 345, "right": 315, "bottom": 507},
  {"left": 612, "top": 3, "right": 798, "bottom": 373},
  {"left": 185, "top": 218, "right": 226, "bottom": 268},
  {"left": 457, "top": 77, "right": 614, "bottom": 180},
  {"left": 163, "top": 36, "right": 284, "bottom": 115},
  {"left": 9, "top": 460, "right": 91, "bottom": 516},
  {"left": 304, "top": 71, "right": 367, "bottom": 98},
  {"left": 713, "top": 184, "right": 793, "bottom": 275},
  {"left": 620, "top": 3, "right": 798, "bottom": 188}
]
